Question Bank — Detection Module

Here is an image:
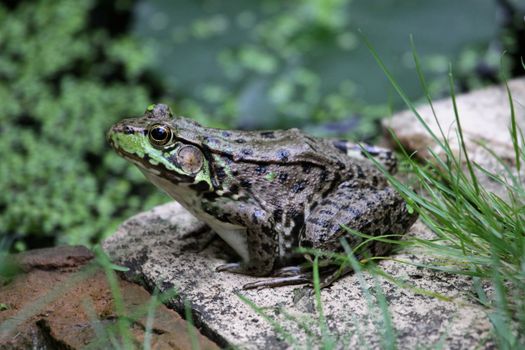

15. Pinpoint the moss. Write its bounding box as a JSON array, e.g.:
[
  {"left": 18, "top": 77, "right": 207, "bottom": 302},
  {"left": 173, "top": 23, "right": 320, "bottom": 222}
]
[{"left": 0, "top": 0, "right": 167, "bottom": 247}]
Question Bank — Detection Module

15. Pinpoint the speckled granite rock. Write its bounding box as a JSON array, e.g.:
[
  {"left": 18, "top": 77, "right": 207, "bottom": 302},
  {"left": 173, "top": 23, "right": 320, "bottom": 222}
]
[
  {"left": 103, "top": 203, "right": 493, "bottom": 349},
  {"left": 383, "top": 77, "right": 525, "bottom": 166},
  {"left": 383, "top": 77, "right": 525, "bottom": 200}
]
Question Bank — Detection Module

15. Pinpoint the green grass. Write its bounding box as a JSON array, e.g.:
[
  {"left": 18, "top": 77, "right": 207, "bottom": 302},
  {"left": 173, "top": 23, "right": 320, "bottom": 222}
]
[{"left": 364, "top": 37, "right": 525, "bottom": 348}]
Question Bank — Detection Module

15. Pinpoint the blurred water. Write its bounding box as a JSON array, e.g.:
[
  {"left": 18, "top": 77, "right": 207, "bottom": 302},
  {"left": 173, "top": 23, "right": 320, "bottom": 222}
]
[{"left": 132, "top": 0, "right": 498, "bottom": 130}]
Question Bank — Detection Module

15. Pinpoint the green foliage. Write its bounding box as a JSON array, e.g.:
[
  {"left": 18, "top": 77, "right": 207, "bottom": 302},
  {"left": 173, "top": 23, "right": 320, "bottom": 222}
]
[{"left": 0, "top": 0, "right": 167, "bottom": 246}]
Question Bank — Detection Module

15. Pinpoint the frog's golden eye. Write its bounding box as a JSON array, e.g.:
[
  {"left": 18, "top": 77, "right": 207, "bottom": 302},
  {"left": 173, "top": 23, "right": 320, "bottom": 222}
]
[
  {"left": 177, "top": 145, "right": 203, "bottom": 174},
  {"left": 148, "top": 123, "right": 172, "bottom": 147}
]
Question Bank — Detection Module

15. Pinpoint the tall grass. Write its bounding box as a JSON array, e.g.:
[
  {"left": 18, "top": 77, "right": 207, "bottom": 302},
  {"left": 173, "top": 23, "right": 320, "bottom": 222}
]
[{"left": 364, "top": 36, "right": 525, "bottom": 348}]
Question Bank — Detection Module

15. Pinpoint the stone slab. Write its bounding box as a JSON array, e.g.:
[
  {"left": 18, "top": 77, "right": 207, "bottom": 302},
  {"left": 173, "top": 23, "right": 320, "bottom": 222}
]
[
  {"left": 383, "top": 77, "right": 525, "bottom": 200},
  {"left": 383, "top": 77, "right": 525, "bottom": 166},
  {"left": 103, "top": 203, "right": 493, "bottom": 349}
]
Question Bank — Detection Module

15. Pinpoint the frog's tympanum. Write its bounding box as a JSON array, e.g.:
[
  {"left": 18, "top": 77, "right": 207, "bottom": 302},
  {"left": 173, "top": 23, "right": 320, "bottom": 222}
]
[{"left": 108, "top": 104, "right": 417, "bottom": 289}]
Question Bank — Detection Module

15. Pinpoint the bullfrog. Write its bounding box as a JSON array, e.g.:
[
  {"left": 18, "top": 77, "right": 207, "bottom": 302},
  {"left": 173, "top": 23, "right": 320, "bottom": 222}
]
[{"left": 107, "top": 104, "right": 417, "bottom": 289}]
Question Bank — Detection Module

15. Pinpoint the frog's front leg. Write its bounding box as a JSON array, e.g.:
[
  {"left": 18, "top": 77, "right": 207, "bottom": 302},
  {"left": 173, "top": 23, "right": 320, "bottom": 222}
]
[{"left": 205, "top": 200, "right": 277, "bottom": 277}]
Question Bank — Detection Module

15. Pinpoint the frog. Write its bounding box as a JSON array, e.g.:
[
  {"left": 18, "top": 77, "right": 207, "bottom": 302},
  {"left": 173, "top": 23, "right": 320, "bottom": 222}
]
[{"left": 107, "top": 104, "right": 417, "bottom": 289}]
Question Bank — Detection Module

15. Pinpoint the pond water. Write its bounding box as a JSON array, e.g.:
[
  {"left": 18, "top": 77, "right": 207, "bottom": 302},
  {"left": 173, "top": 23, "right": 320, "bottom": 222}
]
[{"left": 132, "top": 0, "right": 498, "bottom": 131}]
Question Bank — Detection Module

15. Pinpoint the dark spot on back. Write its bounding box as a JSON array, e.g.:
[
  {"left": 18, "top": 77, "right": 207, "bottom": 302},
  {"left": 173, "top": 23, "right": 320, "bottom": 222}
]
[
  {"left": 260, "top": 131, "right": 275, "bottom": 139},
  {"left": 235, "top": 138, "right": 246, "bottom": 144},
  {"left": 292, "top": 180, "right": 307, "bottom": 193},
  {"left": 301, "top": 163, "right": 312, "bottom": 174},
  {"left": 204, "top": 136, "right": 220, "bottom": 145},
  {"left": 320, "top": 170, "right": 329, "bottom": 182},
  {"left": 240, "top": 148, "right": 253, "bottom": 156},
  {"left": 255, "top": 165, "right": 267, "bottom": 174},
  {"left": 278, "top": 173, "right": 288, "bottom": 183},
  {"left": 240, "top": 179, "right": 252, "bottom": 189},
  {"left": 322, "top": 176, "right": 340, "bottom": 199},
  {"left": 307, "top": 217, "right": 330, "bottom": 229},
  {"left": 221, "top": 131, "right": 232, "bottom": 137},
  {"left": 319, "top": 209, "right": 334, "bottom": 215},
  {"left": 277, "top": 149, "right": 290, "bottom": 161}
]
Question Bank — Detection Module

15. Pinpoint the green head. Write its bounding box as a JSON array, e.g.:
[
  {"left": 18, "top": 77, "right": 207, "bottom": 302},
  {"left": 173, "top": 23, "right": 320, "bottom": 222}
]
[{"left": 107, "top": 104, "right": 213, "bottom": 191}]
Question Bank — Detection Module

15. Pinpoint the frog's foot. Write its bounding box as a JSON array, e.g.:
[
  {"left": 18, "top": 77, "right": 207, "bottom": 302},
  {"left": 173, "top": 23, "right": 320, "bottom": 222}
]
[
  {"left": 218, "top": 262, "right": 351, "bottom": 289},
  {"left": 242, "top": 275, "right": 311, "bottom": 289},
  {"left": 242, "top": 264, "right": 351, "bottom": 290},
  {"left": 216, "top": 260, "right": 273, "bottom": 276},
  {"left": 216, "top": 262, "right": 242, "bottom": 273},
  {"left": 241, "top": 265, "right": 310, "bottom": 289},
  {"left": 272, "top": 265, "right": 307, "bottom": 277}
]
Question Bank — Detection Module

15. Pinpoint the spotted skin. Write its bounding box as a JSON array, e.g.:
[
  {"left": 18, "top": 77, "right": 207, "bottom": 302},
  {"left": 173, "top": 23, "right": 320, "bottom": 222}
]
[{"left": 107, "top": 104, "right": 418, "bottom": 287}]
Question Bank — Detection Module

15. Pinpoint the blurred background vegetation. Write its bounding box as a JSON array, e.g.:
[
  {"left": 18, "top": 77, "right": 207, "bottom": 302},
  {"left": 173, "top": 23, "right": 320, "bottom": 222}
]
[{"left": 1, "top": 0, "right": 524, "bottom": 250}]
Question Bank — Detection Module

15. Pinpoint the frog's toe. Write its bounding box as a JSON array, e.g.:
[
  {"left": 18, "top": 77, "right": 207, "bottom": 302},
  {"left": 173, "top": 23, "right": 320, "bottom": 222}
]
[
  {"left": 242, "top": 275, "right": 311, "bottom": 290},
  {"left": 216, "top": 262, "right": 242, "bottom": 272},
  {"left": 272, "top": 265, "right": 308, "bottom": 277}
]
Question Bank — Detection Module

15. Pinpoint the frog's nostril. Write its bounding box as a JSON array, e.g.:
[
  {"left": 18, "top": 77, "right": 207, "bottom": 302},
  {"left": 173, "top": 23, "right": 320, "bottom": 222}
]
[{"left": 123, "top": 126, "right": 134, "bottom": 135}]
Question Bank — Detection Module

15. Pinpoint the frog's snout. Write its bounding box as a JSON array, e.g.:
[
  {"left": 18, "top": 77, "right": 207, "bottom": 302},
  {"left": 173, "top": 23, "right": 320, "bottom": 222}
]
[
  {"left": 106, "top": 126, "right": 116, "bottom": 147},
  {"left": 106, "top": 123, "right": 130, "bottom": 149}
]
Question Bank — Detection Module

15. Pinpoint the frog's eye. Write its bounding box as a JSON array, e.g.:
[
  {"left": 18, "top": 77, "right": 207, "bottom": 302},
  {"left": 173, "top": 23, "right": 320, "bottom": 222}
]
[
  {"left": 148, "top": 123, "right": 172, "bottom": 147},
  {"left": 177, "top": 145, "right": 203, "bottom": 174}
]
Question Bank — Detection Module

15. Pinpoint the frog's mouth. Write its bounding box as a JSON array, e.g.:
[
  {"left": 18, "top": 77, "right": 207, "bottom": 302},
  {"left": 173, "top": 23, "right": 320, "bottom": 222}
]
[{"left": 108, "top": 138, "right": 194, "bottom": 187}]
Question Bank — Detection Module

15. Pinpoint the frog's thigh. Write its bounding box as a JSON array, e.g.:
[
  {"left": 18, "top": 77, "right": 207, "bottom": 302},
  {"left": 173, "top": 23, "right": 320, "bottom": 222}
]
[{"left": 301, "top": 184, "right": 414, "bottom": 253}]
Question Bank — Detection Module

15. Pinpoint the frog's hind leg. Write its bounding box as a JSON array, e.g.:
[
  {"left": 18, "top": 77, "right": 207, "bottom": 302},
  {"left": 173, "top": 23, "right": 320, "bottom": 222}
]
[
  {"left": 302, "top": 184, "right": 416, "bottom": 252},
  {"left": 331, "top": 140, "right": 397, "bottom": 174},
  {"left": 300, "top": 183, "right": 418, "bottom": 286}
]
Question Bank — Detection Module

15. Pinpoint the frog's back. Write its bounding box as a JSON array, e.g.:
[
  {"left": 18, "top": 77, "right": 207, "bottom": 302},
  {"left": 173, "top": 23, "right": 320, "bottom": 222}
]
[
  {"left": 187, "top": 123, "right": 347, "bottom": 168},
  {"left": 173, "top": 116, "right": 392, "bottom": 186}
]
